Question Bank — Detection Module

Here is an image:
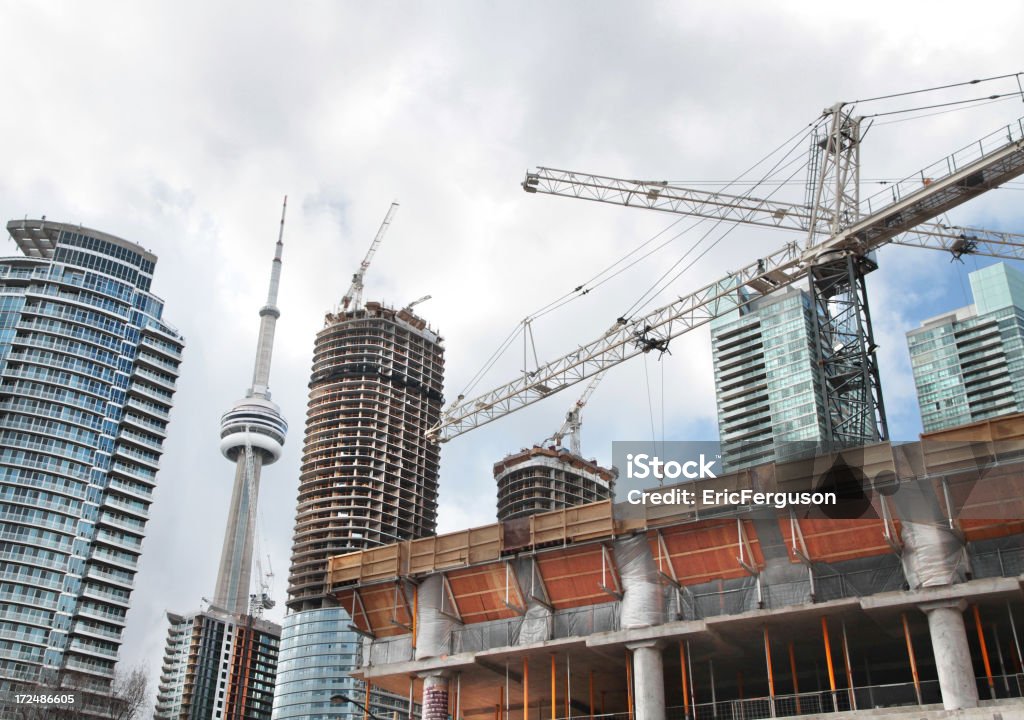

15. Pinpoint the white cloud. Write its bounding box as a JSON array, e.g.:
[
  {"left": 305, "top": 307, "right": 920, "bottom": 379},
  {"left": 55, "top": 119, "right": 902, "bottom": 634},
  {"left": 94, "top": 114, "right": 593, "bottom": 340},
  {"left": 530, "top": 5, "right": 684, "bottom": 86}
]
[{"left": 1, "top": 1, "right": 1023, "bottom": 711}]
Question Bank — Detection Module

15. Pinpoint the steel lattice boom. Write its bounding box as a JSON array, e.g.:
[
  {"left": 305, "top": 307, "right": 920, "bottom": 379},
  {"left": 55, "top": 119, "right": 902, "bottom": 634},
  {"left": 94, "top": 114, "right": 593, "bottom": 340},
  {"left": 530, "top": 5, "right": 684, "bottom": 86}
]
[{"left": 429, "top": 114, "right": 1024, "bottom": 442}]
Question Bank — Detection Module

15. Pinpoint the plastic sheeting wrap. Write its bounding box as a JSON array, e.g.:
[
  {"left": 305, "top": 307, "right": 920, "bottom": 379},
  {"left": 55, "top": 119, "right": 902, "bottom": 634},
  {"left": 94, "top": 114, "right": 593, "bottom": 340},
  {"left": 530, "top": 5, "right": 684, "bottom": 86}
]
[
  {"left": 515, "top": 558, "right": 551, "bottom": 646},
  {"left": 615, "top": 534, "right": 665, "bottom": 629},
  {"left": 415, "top": 575, "right": 458, "bottom": 660},
  {"left": 901, "top": 521, "right": 968, "bottom": 589},
  {"left": 518, "top": 603, "right": 550, "bottom": 645}
]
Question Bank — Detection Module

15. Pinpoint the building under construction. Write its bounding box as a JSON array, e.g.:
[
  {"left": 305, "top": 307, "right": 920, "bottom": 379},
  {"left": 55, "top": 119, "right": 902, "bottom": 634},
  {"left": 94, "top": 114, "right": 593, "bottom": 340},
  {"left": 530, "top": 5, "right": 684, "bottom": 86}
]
[
  {"left": 272, "top": 297, "right": 444, "bottom": 720},
  {"left": 287, "top": 300, "right": 445, "bottom": 607},
  {"left": 327, "top": 413, "right": 1024, "bottom": 719},
  {"left": 158, "top": 608, "right": 280, "bottom": 720},
  {"left": 495, "top": 447, "right": 616, "bottom": 522}
]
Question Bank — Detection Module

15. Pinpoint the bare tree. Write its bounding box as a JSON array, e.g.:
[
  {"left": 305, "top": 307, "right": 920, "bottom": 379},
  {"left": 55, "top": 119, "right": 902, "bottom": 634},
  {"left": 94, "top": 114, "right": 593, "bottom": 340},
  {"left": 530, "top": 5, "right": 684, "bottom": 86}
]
[{"left": 0, "top": 666, "right": 148, "bottom": 720}]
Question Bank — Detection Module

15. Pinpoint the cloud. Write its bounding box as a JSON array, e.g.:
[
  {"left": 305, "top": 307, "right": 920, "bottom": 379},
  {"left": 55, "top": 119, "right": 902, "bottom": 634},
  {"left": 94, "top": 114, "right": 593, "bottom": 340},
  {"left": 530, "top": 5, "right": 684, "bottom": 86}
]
[{"left": 1, "top": 1, "right": 1023, "bottom": 712}]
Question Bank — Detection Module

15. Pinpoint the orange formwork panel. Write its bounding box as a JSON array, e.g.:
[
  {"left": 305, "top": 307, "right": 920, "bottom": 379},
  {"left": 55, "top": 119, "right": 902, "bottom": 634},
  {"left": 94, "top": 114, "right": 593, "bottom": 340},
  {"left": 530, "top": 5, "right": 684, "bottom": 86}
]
[
  {"left": 778, "top": 518, "right": 894, "bottom": 564},
  {"left": 535, "top": 544, "right": 612, "bottom": 609},
  {"left": 653, "top": 519, "right": 765, "bottom": 586},
  {"left": 337, "top": 582, "right": 410, "bottom": 638},
  {"left": 445, "top": 564, "right": 520, "bottom": 624}
]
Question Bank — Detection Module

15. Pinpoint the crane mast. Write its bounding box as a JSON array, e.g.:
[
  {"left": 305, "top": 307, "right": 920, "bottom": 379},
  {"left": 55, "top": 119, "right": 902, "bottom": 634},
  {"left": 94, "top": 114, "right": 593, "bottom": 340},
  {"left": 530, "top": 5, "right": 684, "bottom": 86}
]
[
  {"left": 341, "top": 202, "right": 399, "bottom": 312},
  {"left": 428, "top": 112, "right": 1024, "bottom": 442}
]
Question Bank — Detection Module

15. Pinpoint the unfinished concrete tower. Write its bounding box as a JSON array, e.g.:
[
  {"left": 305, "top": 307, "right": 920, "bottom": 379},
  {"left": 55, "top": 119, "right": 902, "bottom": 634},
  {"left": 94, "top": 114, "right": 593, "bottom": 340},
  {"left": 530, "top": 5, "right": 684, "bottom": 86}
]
[
  {"left": 287, "top": 302, "right": 444, "bottom": 606},
  {"left": 273, "top": 299, "right": 442, "bottom": 720},
  {"left": 494, "top": 446, "right": 616, "bottom": 521}
]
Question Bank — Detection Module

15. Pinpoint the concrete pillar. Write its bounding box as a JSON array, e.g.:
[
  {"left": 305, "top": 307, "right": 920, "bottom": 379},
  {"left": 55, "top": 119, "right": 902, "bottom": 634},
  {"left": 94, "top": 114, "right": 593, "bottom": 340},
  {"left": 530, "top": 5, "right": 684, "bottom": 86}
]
[
  {"left": 421, "top": 672, "right": 450, "bottom": 720},
  {"left": 921, "top": 600, "right": 978, "bottom": 711},
  {"left": 627, "top": 641, "right": 665, "bottom": 720}
]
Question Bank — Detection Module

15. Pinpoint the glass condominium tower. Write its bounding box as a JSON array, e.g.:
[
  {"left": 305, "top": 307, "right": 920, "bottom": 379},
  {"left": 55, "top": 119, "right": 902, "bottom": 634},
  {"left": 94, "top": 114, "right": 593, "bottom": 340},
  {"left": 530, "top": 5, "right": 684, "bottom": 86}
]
[
  {"left": 908, "top": 262, "right": 1024, "bottom": 432},
  {"left": 0, "top": 219, "right": 183, "bottom": 689},
  {"left": 711, "top": 284, "right": 828, "bottom": 471}
]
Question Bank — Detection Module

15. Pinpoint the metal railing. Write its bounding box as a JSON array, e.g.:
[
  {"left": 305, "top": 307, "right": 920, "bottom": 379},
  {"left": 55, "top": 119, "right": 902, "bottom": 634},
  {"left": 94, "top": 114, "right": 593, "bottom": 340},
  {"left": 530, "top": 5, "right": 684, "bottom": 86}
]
[
  {"left": 971, "top": 546, "right": 1024, "bottom": 579},
  {"left": 861, "top": 116, "right": 1024, "bottom": 216}
]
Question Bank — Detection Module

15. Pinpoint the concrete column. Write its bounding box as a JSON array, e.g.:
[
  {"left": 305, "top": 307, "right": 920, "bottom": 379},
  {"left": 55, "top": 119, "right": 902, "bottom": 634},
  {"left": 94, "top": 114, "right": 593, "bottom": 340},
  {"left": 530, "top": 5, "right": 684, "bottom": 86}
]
[
  {"left": 421, "top": 672, "right": 450, "bottom": 720},
  {"left": 921, "top": 600, "right": 978, "bottom": 711},
  {"left": 627, "top": 641, "right": 665, "bottom": 720}
]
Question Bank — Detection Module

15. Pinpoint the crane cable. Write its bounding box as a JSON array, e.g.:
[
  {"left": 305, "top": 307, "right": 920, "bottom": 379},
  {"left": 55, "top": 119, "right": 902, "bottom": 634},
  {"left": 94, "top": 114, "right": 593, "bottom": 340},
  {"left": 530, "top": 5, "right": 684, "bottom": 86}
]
[
  {"left": 454, "top": 77, "right": 1021, "bottom": 405},
  {"left": 618, "top": 118, "right": 822, "bottom": 320},
  {"left": 453, "top": 116, "right": 823, "bottom": 402},
  {"left": 847, "top": 72, "right": 1022, "bottom": 105}
]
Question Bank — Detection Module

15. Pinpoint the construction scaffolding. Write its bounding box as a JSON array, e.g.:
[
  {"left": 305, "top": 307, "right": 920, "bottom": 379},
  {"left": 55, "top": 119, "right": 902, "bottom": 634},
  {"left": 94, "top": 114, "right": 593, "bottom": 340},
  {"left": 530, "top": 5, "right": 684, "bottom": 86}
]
[{"left": 288, "top": 302, "right": 446, "bottom": 610}]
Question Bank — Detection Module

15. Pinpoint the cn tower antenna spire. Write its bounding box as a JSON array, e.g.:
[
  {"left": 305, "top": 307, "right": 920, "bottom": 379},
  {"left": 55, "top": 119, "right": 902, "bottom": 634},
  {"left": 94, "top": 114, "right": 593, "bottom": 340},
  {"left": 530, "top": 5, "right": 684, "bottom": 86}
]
[
  {"left": 213, "top": 197, "right": 290, "bottom": 617},
  {"left": 251, "top": 195, "right": 287, "bottom": 397}
]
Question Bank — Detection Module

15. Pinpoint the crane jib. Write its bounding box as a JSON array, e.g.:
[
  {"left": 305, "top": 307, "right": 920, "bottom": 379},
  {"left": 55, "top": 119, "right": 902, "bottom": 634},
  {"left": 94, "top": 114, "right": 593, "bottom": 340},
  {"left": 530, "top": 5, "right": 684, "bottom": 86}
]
[{"left": 431, "top": 117, "right": 1024, "bottom": 442}]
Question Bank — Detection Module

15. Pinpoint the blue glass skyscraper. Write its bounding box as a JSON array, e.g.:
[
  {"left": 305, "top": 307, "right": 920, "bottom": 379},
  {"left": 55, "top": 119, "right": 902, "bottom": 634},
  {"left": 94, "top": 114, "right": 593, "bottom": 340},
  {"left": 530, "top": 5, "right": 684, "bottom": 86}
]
[
  {"left": 908, "top": 262, "right": 1024, "bottom": 432},
  {"left": 0, "top": 219, "right": 182, "bottom": 690}
]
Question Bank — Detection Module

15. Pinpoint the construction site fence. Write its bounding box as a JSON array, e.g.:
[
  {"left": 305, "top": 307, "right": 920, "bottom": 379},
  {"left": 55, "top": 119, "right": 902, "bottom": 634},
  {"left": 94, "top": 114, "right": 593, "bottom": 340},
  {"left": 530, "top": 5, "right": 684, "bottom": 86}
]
[
  {"left": 679, "top": 562, "right": 907, "bottom": 621},
  {"left": 544, "top": 676, "right": 1021, "bottom": 720},
  {"left": 971, "top": 545, "right": 1024, "bottom": 579}
]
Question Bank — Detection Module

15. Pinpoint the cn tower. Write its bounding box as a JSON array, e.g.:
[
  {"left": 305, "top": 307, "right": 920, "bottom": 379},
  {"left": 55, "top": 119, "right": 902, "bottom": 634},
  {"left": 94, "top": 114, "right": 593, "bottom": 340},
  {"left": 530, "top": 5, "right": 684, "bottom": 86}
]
[{"left": 212, "top": 197, "right": 290, "bottom": 616}]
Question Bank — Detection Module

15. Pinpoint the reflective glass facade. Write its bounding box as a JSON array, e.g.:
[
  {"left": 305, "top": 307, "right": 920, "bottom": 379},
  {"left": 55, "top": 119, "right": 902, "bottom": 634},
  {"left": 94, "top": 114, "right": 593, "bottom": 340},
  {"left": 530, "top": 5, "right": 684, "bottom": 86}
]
[
  {"left": 908, "top": 262, "right": 1024, "bottom": 432},
  {"left": 711, "top": 286, "right": 827, "bottom": 471},
  {"left": 272, "top": 608, "right": 362, "bottom": 720},
  {"left": 0, "top": 219, "right": 182, "bottom": 690}
]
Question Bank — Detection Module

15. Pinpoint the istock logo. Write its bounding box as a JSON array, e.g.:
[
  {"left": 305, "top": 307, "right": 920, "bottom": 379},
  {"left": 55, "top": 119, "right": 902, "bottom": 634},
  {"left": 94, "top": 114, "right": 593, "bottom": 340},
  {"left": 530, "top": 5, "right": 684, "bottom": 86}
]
[{"left": 625, "top": 453, "right": 718, "bottom": 480}]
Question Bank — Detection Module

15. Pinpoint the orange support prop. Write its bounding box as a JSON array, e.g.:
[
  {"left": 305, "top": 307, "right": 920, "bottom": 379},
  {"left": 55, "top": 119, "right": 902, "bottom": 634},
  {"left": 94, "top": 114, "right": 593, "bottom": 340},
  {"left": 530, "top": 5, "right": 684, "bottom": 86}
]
[
  {"left": 551, "top": 655, "right": 557, "bottom": 720},
  {"left": 524, "top": 659, "right": 530, "bottom": 720},
  {"left": 821, "top": 618, "right": 836, "bottom": 689},
  {"left": 679, "top": 641, "right": 690, "bottom": 718},
  {"left": 499, "top": 685, "right": 504, "bottom": 720},
  {"left": 901, "top": 613, "right": 922, "bottom": 705},
  {"left": 841, "top": 621, "right": 856, "bottom": 711},
  {"left": 588, "top": 670, "right": 594, "bottom": 720},
  {"left": 974, "top": 605, "right": 996, "bottom": 699},
  {"left": 364, "top": 679, "right": 372, "bottom": 720},
  {"left": 788, "top": 641, "right": 800, "bottom": 714},
  {"left": 764, "top": 627, "right": 776, "bottom": 701},
  {"left": 821, "top": 616, "right": 837, "bottom": 711},
  {"left": 625, "top": 650, "right": 634, "bottom": 720}
]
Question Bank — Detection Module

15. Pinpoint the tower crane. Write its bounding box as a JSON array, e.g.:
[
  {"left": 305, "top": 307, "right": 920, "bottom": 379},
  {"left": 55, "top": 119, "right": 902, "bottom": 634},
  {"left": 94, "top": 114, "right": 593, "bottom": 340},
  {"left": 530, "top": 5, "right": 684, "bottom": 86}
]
[
  {"left": 340, "top": 202, "right": 399, "bottom": 312},
  {"left": 427, "top": 108, "right": 1024, "bottom": 443},
  {"left": 543, "top": 371, "right": 606, "bottom": 456},
  {"left": 404, "top": 294, "right": 433, "bottom": 312}
]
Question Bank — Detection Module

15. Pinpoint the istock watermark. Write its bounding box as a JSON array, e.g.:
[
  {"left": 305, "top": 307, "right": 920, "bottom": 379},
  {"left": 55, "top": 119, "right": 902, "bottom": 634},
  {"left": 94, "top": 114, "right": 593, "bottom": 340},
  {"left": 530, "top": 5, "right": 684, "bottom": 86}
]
[
  {"left": 624, "top": 452, "right": 718, "bottom": 480},
  {"left": 612, "top": 438, "right": 1010, "bottom": 522}
]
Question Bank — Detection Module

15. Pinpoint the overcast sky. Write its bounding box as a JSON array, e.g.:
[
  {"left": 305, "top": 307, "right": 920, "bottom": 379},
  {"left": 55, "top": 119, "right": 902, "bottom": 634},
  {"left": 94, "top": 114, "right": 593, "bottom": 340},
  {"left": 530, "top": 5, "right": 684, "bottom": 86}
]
[{"left": 2, "top": 1, "right": 1023, "bottom": 712}]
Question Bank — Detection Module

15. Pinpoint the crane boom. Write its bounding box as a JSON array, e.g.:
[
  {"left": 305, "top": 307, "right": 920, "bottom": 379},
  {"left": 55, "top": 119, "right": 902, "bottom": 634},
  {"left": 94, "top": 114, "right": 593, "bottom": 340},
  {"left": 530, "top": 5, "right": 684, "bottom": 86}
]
[
  {"left": 525, "top": 165, "right": 1024, "bottom": 257},
  {"left": 429, "top": 115, "right": 1024, "bottom": 442},
  {"left": 524, "top": 168, "right": 817, "bottom": 233},
  {"left": 342, "top": 202, "right": 399, "bottom": 311},
  {"left": 545, "top": 371, "right": 606, "bottom": 455}
]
